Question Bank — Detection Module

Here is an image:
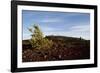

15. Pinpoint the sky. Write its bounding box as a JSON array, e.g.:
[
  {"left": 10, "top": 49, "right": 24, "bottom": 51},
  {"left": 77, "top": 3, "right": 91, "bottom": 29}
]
[{"left": 22, "top": 10, "right": 90, "bottom": 40}]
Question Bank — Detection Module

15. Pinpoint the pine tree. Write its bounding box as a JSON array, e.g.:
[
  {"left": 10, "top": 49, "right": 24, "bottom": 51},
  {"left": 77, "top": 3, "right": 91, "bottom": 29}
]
[{"left": 29, "top": 24, "right": 53, "bottom": 50}]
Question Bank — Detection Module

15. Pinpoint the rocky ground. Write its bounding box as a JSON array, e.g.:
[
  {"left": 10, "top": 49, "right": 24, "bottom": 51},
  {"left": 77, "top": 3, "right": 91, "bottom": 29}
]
[{"left": 22, "top": 36, "right": 90, "bottom": 62}]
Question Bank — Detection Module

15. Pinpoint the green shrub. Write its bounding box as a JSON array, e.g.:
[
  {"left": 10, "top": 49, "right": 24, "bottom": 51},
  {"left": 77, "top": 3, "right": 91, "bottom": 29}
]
[{"left": 29, "top": 24, "right": 53, "bottom": 50}]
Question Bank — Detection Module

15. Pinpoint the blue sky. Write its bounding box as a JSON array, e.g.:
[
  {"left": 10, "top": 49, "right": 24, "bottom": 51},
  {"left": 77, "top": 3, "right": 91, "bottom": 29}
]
[{"left": 22, "top": 10, "right": 90, "bottom": 40}]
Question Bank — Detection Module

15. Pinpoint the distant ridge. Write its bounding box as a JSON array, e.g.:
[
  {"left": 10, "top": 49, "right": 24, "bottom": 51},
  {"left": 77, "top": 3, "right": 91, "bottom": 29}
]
[{"left": 45, "top": 35, "right": 87, "bottom": 41}]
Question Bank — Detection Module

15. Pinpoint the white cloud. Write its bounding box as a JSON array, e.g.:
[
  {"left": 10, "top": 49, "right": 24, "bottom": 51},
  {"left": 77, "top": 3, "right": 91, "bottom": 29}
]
[
  {"left": 40, "top": 18, "right": 62, "bottom": 23},
  {"left": 41, "top": 26, "right": 55, "bottom": 32},
  {"left": 70, "top": 24, "right": 90, "bottom": 32}
]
